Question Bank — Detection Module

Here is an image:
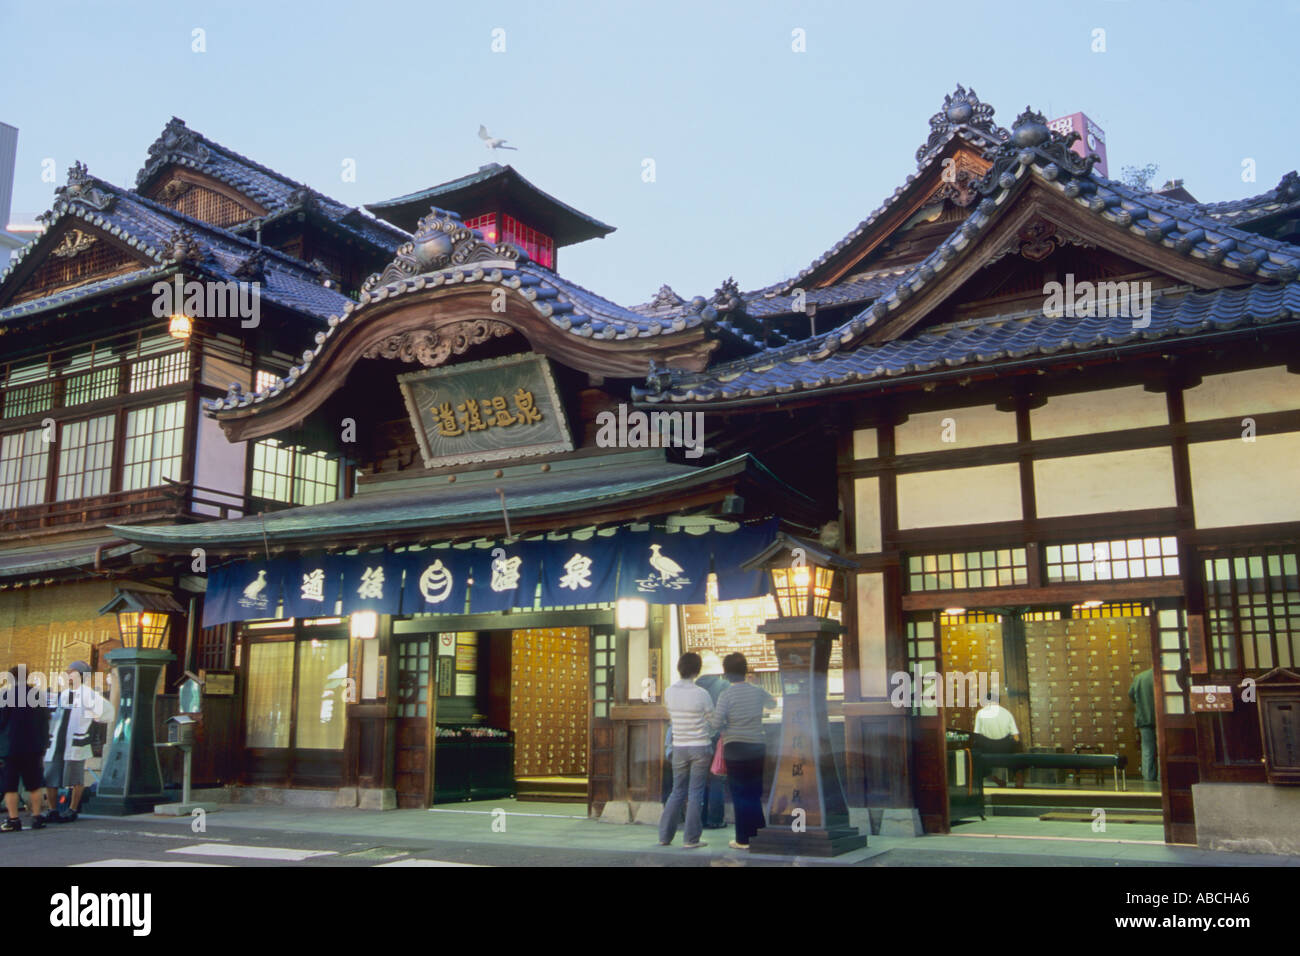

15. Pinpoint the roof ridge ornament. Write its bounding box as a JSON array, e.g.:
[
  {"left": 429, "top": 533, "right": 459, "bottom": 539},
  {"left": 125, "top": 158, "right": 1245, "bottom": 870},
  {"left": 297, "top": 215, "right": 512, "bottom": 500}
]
[
  {"left": 915, "top": 84, "right": 1011, "bottom": 168},
  {"left": 52, "top": 161, "right": 116, "bottom": 214},
  {"left": 137, "top": 117, "right": 212, "bottom": 187},
  {"left": 232, "top": 247, "right": 269, "bottom": 282},
  {"left": 362, "top": 206, "right": 525, "bottom": 294},
  {"left": 162, "top": 227, "right": 204, "bottom": 264},
  {"left": 1276, "top": 170, "right": 1300, "bottom": 202},
  {"left": 650, "top": 284, "right": 684, "bottom": 309},
  {"left": 973, "top": 106, "right": 1100, "bottom": 198},
  {"left": 710, "top": 277, "right": 743, "bottom": 313}
]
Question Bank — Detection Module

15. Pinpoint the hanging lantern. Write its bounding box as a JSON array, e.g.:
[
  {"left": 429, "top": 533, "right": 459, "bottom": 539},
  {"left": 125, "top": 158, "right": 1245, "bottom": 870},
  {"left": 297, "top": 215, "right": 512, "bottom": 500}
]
[{"left": 168, "top": 313, "right": 192, "bottom": 340}]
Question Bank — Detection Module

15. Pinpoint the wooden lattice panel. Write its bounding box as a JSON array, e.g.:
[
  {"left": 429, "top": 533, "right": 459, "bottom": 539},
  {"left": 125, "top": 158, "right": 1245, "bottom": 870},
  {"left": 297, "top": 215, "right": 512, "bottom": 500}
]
[
  {"left": 10, "top": 238, "right": 143, "bottom": 303},
  {"left": 510, "top": 627, "right": 589, "bottom": 777},
  {"left": 150, "top": 180, "right": 256, "bottom": 228}
]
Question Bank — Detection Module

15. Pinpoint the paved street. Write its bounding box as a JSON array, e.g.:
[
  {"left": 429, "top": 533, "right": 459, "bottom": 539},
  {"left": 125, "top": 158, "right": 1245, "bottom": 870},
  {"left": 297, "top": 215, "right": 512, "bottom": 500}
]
[{"left": 4, "top": 800, "right": 1297, "bottom": 868}]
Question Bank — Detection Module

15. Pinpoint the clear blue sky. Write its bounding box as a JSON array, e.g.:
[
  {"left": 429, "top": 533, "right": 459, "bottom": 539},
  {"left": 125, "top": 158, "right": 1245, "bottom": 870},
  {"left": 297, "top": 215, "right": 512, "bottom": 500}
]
[{"left": 3, "top": 0, "right": 1297, "bottom": 306}]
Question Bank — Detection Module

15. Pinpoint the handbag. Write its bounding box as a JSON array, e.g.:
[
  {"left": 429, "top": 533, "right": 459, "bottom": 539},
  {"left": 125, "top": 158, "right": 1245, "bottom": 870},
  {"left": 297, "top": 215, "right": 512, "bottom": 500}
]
[{"left": 710, "top": 738, "right": 727, "bottom": 777}]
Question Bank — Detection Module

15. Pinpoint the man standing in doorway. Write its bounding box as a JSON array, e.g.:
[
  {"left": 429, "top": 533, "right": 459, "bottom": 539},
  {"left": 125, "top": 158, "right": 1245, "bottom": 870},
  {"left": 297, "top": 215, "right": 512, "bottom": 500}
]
[
  {"left": 1129, "top": 667, "right": 1158, "bottom": 782},
  {"left": 658, "top": 652, "right": 713, "bottom": 849}
]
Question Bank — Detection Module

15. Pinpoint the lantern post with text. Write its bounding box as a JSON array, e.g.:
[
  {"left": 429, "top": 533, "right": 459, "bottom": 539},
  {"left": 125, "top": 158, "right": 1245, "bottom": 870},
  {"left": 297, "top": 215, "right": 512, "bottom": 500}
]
[
  {"left": 740, "top": 533, "right": 867, "bottom": 856},
  {"left": 95, "top": 585, "right": 183, "bottom": 814}
]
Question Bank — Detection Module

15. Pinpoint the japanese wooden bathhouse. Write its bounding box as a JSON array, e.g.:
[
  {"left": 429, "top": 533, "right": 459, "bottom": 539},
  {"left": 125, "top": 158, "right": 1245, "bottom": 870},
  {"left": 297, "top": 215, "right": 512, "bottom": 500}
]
[{"left": 7, "top": 89, "right": 1300, "bottom": 842}]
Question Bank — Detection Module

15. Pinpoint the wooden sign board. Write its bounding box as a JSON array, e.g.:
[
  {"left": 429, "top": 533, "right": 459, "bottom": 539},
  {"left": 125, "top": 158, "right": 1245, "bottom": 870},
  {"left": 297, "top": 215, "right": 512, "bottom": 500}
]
[
  {"left": 1189, "top": 683, "right": 1234, "bottom": 712},
  {"left": 398, "top": 354, "right": 573, "bottom": 469},
  {"left": 199, "top": 670, "right": 236, "bottom": 696}
]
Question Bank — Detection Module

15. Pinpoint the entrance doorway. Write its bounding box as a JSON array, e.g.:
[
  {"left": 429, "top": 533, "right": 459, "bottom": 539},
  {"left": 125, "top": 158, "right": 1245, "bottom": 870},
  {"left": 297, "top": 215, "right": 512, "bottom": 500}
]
[
  {"left": 913, "top": 602, "right": 1170, "bottom": 839},
  {"left": 509, "top": 627, "right": 590, "bottom": 801}
]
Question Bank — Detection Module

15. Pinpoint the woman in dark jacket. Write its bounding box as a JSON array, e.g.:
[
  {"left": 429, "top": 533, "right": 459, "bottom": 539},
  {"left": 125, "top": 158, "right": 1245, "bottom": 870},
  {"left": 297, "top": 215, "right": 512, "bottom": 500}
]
[
  {"left": 707, "top": 653, "right": 777, "bottom": 849},
  {"left": 1, "top": 665, "right": 52, "bottom": 831}
]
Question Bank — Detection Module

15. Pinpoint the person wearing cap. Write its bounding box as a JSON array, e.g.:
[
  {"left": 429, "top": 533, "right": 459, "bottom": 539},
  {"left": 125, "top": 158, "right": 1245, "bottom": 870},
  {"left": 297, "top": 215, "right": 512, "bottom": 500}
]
[{"left": 40, "top": 661, "right": 114, "bottom": 823}]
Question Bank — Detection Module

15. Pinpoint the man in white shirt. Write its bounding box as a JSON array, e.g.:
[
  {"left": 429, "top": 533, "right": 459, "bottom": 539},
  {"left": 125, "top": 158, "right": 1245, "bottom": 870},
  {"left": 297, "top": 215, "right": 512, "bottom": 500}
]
[
  {"left": 973, "top": 698, "right": 1020, "bottom": 787},
  {"left": 974, "top": 701, "right": 1019, "bottom": 742},
  {"left": 657, "top": 652, "right": 714, "bottom": 849}
]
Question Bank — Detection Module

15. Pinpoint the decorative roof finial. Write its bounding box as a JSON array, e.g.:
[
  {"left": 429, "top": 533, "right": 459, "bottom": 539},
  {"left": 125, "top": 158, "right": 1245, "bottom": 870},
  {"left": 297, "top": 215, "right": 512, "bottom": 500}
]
[
  {"left": 52, "top": 161, "right": 116, "bottom": 213},
  {"left": 915, "top": 84, "right": 1011, "bottom": 168}
]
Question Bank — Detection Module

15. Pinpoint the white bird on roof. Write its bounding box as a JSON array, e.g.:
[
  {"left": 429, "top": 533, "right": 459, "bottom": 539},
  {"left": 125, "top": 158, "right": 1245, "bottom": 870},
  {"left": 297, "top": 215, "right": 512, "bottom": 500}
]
[
  {"left": 479, "top": 125, "right": 518, "bottom": 151},
  {"left": 649, "top": 544, "right": 684, "bottom": 582}
]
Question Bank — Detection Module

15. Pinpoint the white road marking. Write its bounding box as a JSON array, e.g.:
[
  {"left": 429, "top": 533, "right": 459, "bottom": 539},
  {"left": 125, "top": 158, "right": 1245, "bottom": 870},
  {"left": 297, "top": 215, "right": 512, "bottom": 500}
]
[
  {"left": 72, "top": 858, "right": 227, "bottom": 867},
  {"left": 167, "top": 843, "right": 337, "bottom": 861},
  {"left": 375, "top": 858, "right": 486, "bottom": 867},
  {"left": 427, "top": 808, "right": 585, "bottom": 819}
]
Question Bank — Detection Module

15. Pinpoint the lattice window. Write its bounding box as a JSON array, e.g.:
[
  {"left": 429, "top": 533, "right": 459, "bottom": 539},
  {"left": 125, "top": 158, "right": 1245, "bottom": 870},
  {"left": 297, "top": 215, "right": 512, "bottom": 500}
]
[
  {"left": 1023, "top": 610, "right": 1062, "bottom": 622},
  {"left": 56, "top": 414, "right": 115, "bottom": 501},
  {"left": 464, "top": 213, "right": 498, "bottom": 243},
  {"left": 938, "top": 610, "right": 1003, "bottom": 626},
  {"left": 251, "top": 438, "right": 339, "bottom": 506},
  {"left": 129, "top": 341, "right": 189, "bottom": 393},
  {"left": 1071, "top": 601, "right": 1149, "bottom": 619},
  {"left": 1, "top": 380, "right": 54, "bottom": 419},
  {"left": 0, "top": 428, "right": 50, "bottom": 509},
  {"left": 1045, "top": 537, "right": 1179, "bottom": 583},
  {"left": 2, "top": 362, "right": 54, "bottom": 419},
  {"left": 904, "top": 615, "right": 940, "bottom": 716},
  {"left": 396, "top": 637, "right": 431, "bottom": 718},
  {"left": 501, "top": 214, "right": 554, "bottom": 269},
  {"left": 1204, "top": 552, "right": 1300, "bottom": 672},
  {"left": 64, "top": 366, "right": 119, "bottom": 406},
  {"left": 196, "top": 622, "right": 229, "bottom": 672},
  {"left": 122, "top": 400, "right": 186, "bottom": 490},
  {"left": 592, "top": 630, "right": 615, "bottom": 718},
  {"left": 906, "top": 548, "right": 1028, "bottom": 592},
  {"left": 1155, "top": 606, "right": 1189, "bottom": 715}
]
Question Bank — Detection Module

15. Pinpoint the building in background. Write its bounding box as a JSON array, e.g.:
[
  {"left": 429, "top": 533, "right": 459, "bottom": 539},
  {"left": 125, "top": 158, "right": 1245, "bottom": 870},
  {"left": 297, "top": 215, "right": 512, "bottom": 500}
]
[{"left": 0, "top": 122, "right": 37, "bottom": 265}]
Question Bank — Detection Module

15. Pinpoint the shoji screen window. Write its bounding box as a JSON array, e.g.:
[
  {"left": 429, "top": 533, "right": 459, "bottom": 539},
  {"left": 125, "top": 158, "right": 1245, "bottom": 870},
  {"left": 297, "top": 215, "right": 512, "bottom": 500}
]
[
  {"left": 0, "top": 428, "right": 51, "bottom": 509},
  {"left": 244, "top": 640, "right": 294, "bottom": 749},
  {"left": 122, "top": 400, "right": 186, "bottom": 491},
  {"left": 295, "top": 637, "right": 349, "bottom": 750},
  {"left": 56, "top": 415, "right": 115, "bottom": 501}
]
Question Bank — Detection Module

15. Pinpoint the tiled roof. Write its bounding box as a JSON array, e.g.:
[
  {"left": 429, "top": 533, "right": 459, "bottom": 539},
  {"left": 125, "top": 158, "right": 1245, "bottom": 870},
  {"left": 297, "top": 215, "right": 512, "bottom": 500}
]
[
  {"left": 629, "top": 269, "right": 907, "bottom": 325},
  {"left": 367, "top": 163, "right": 615, "bottom": 245},
  {"left": 769, "top": 85, "right": 1011, "bottom": 297},
  {"left": 204, "top": 208, "right": 716, "bottom": 414},
  {"left": 637, "top": 282, "right": 1300, "bottom": 406},
  {"left": 109, "top": 452, "right": 791, "bottom": 551},
  {"left": 0, "top": 165, "right": 355, "bottom": 324},
  {"left": 1182, "top": 170, "right": 1300, "bottom": 229},
  {"left": 637, "top": 106, "right": 1300, "bottom": 407},
  {"left": 0, "top": 534, "right": 138, "bottom": 580},
  {"left": 136, "top": 118, "right": 408, "bottom": 253}
]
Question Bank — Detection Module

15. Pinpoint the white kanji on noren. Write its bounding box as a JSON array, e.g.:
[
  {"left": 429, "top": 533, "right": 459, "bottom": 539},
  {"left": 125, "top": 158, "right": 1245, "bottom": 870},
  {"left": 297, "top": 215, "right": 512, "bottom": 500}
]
[
  {"left": 559, "top": 553, "right": 592, "bottom": 591},
  {"left": 358, "top": 566, "right": 385, "bottom": 599},
  {"left": 301, "top": 568, "right": 325, "bottom": 602},
  {"left": 490, "top": 554, "right": 522, "bottom": 592}
]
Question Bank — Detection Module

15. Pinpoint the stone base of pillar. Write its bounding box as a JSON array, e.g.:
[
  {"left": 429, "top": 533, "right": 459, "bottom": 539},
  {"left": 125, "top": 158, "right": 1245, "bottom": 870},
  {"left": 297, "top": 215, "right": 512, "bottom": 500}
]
[{"left": 748, "top": 823, "right": 867, "bottom": 857}]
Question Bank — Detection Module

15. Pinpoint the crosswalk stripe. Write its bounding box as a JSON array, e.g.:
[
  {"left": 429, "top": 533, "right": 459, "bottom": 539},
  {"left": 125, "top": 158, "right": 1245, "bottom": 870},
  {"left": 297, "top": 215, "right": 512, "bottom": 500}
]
[
  {"left": 375, "top": 859, "right": 486, "bottom": 867},
  {"left": 72, "top": 858, "right": 228, "bottom": 867},
  {"left": 166, "top": 843, "right": 337, "bottom": 861}
]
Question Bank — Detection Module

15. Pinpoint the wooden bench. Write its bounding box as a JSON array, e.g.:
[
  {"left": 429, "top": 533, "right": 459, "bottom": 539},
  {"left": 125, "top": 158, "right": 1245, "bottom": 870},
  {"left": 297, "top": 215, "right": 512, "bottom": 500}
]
[{"left": 975, "top": 752, "right": 1129, "bottom": 791}]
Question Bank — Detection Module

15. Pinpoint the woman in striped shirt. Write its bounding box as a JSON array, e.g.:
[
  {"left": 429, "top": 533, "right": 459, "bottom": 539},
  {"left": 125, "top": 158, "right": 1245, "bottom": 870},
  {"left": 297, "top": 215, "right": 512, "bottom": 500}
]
[{"left": 708, "top": 653, "right": 777, "bottom": 849}]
